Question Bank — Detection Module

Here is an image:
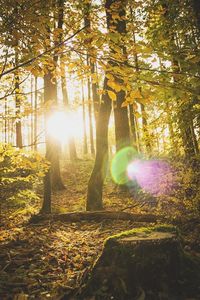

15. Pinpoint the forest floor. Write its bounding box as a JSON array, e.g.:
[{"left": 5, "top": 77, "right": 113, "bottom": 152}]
[{"left": 0, "top": 159, "right": 200, "bottom": 299}]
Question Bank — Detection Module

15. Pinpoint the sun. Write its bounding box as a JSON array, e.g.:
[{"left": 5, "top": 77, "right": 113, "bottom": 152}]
[{"left": 46, "top": 110, "right": 83, "bottom": 144}]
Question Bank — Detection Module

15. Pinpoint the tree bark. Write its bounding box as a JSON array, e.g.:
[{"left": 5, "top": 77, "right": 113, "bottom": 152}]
[
  {"left": 77, "top": 226, "right": 181, "bottom": 300},
  {"left": 129, "top": 104, "right": 138, "bottom": 150},
  {"left": 31, "top": 211, "right": 158, "bottom": 223},
  {"left": 82, "top": 80, "right": 88, "bottom": 155},
  {"left": 141, "top": 102, "right": 151, "bottom": 153},
  {"left": 44, "top": 71, "right": 65, "bottom": 191},
  {"left": 84, "top": 5, "right": 95, "bottom": 155},
  {"left": 15, "top": 50, "right": 23, "bottom": 149},
  {"left": 108, "top": 0, "right": 130, "bottom": 151},
  {"left": 86, "top": 77, "right": 112, "bottom": 210},
  {"left": 61, "top": 71, "right": 78, "bottom": 161},
  {"left": 34, "top": 76, "right": 38, "bottom": 151},
  {"left": 91, "top": 62, "right": 100, "bottom": 124},
  {"left": 87, "top": 59, "right": 95, "bottom": 155}
]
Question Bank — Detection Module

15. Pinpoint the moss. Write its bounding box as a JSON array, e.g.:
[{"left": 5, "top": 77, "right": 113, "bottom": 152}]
[{"left": 105, "top": 224, "right": 177, "bottom": 244}]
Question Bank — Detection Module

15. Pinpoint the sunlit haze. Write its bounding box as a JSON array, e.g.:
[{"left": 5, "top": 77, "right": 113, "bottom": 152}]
[{"left": 47, "top": 110, "right": 83, "bottom": 144}]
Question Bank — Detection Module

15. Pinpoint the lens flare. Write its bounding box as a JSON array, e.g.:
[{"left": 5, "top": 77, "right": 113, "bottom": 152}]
[
  {"left": 111, "top": 147, "right": 138, "bottom": 185},
  {"left": 127, "top": 159, "right": 174, "bottom": 196}
]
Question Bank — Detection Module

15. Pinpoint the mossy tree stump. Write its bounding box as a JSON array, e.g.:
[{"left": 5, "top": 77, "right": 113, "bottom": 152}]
[{"left": 78, "top": 226, "right": 181, "bottom": 300}]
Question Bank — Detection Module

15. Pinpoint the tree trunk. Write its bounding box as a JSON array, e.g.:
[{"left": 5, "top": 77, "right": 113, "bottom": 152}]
[
  {"left": 130, "top": 7, "right": 151, "bottom": 153},
  {"left": 178, "top": 105, "right": 196, "bottom": 157},
  {"left": 34, "top": 76, "right": 38, "bottom": 151},
  {"left": 192, "top": 0, "right": 200, "bottom": 33},
  {"left": 15, "top": 50, "right": 23, "bottom": 149},
  {"left": 77, "top": 226, "right": 182, "bottom": 300},
  {"left": 4, "top": 99, "right": 7, "bottom": 143},
  {"left": 61, "top": 71, "right": 78, "bottom": 161},
  {"left": 190, "top": 118, "right": 199, "bottom": 154},
  {"left": 114, "top": 91, "right": 130, "bottom": 151},
  {"left": 44, "top": 71, "right": 65, "bottom": 190},
  {"left": 91, "top": 62, "right": 100, "bottom": 124},
  {"left": 129, "top": 104, "right": 138, "bottom": 150},
  {"left": 15, "top": 77, "right": 23, "bottom": 148},
  {"left": 108, "top": 0, "right": 130, "bottom": 151},
  {"left": 30, "top": 75, "right": 34, "bottom": 150},
  {"left": 58, "top": 0, "right": 78, "bottom": 161},
  {"left": 82, "top": 80, "right": 88, "bottom": 155},
  {"left": 86, "top": 77, "right": 112, "bottom": 210},
  {"left": 141, "top": 103, "right": 151, "bottom": 153},
  {"left": 41, "top": 70, "right": 65, "bottom": 213},
  {"left": 84, "top": 1, "right": 99, "bottom": 146},
  {"left": 172, "top": 59, "right": 196, "bottom": 158},
  {"left": 68, "top": 137, "right": 77, "bottom": 160},
  {"left": 87, "top": 0, "right": 131, "bottom": 210},
  {"left": 87, "top": 57, "right": 95, "bottom": 155}
]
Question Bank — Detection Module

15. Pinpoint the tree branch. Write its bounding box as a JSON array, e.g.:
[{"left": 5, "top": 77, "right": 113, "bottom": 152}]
[{"left": 0, "top": 25, "right": 89, "bottom": 78}]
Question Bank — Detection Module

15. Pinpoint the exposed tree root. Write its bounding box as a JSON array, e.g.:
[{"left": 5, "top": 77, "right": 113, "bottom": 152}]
[{"left": 30, "top": 211, "right": 159, "bottom": 224}]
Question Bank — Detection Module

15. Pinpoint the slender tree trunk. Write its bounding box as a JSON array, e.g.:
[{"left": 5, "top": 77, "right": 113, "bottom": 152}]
[
  {"left": 161, "top": 2, "right": 197, "bottom": 158},
  {"left": 82, "top": 80, "right": 88, "bottom": 154},
  {"left": 34, "top": 76, "right": 38, "bottom": 151},
  {"left": 84, "top": 3, "right": 95, "bottom": 155},
  {"left": 30, "top": 75, "right": 34, "bottom": 150},
  {"left": 129, "top": 104, "right": 137, "bottom": 149},
  {"left": 41, "top": 70, "right": 65, "bottom": 213},
  {"left": 85, "top": 2, "right": 100, "bottom": 124},
  {"left": 15, "top": 49, "right": 23, "bottom": 148},
  {"left": 87, "top": 0, "right": 121, "bottom": 210},
  {"left": 86, "top": 77, "right": 112, "bottom": 210},
  {"left": 4, "top": 99, "right": 7, "bottom": 143},
  {"left": 190, "top": 119, "right": 199, "bottom": 154},
  {"left": 61, "top": 71, "right": 78, "bottom": 160},
  {"left": 192, "top": 0, "right": 200, "bottom": 33},
  {"left": 109, "top": 0, "right": 130, "bottom": 151},
  {"left": 167, "top": 108, "right": 176, "bottom": 151},
  {"left": 15, "top": 75, "right": 23, "bottom": 148},
  {"left": 45, "top": 72, "right": 65, "bottom": 190},
  {"left": 172, "top": 59, "right": 196, "bottom": 157},
  {"left": 45, "top": 0, "right": 65, "bottom": 190},
  {"left": 114, "top": 92, "right": 130, "bottom": 151},
  {"left": 87, "top": 61, "right": 95, "bottom": 155},
  {"left": 141, "top": 103, "right": 151, "bottom": 152},
  {"left": 91, "top": 62, "right": 100, "bottom": 124},
  {"left": 58, "top": 0, "right": 78, "bottom": 160},
  {"left": 130, "top": 6, "right": 151, "bottom": 153}
]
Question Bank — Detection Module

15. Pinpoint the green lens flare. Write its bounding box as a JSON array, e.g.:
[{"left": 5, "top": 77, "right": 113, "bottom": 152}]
[{"left": 111, "top": 147, "right": 138, "bottom": 185}]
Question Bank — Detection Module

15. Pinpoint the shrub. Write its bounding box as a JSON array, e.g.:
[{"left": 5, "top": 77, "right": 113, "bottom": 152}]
[{"left": 0, "top": 143, "right": 49, "bottom": 207}]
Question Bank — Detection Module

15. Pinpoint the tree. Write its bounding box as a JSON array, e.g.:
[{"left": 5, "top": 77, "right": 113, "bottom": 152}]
[
  {"left": 107, "top": 0, "right": 131, "bottom": 151},
  {"left": 84, "top": 3, "right": 95, "bottom": 155},
  {"left": 87, "top": 0, "right": 130, "bottom": 210}
]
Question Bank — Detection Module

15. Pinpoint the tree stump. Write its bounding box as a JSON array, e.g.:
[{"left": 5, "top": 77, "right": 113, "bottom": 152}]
[{"left": 77, "top": 226, "right": 181, "bottom": 300}]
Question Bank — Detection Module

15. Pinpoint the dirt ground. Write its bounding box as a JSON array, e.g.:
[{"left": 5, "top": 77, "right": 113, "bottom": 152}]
[{"left": 0, "top": 159, "right": 200, "bottom": 299}]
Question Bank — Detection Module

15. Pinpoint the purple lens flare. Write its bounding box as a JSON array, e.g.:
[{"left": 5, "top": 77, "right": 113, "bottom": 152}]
[{"left": 127, "top": 159, "right": 174, "bottom": 196}]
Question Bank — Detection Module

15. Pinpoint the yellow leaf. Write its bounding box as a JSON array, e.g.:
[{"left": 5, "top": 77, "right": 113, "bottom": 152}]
[
  {"left": 130, "top": 90, "right": 142, "bottom": 99},
  {"left": 137, "top": 98, "right": 147, "bottom": 105},
  {"left": 106, "top": 74, "right": 115, "bottom": 81},
  {"left": 121, "top": 101, "right": 128, "bottom": 107},
  {"left": 107, "top": 80, "right": 122, "bottom": 92},
  {"left": 108, "top": 90, "right": 116, "bottom": 101}
]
